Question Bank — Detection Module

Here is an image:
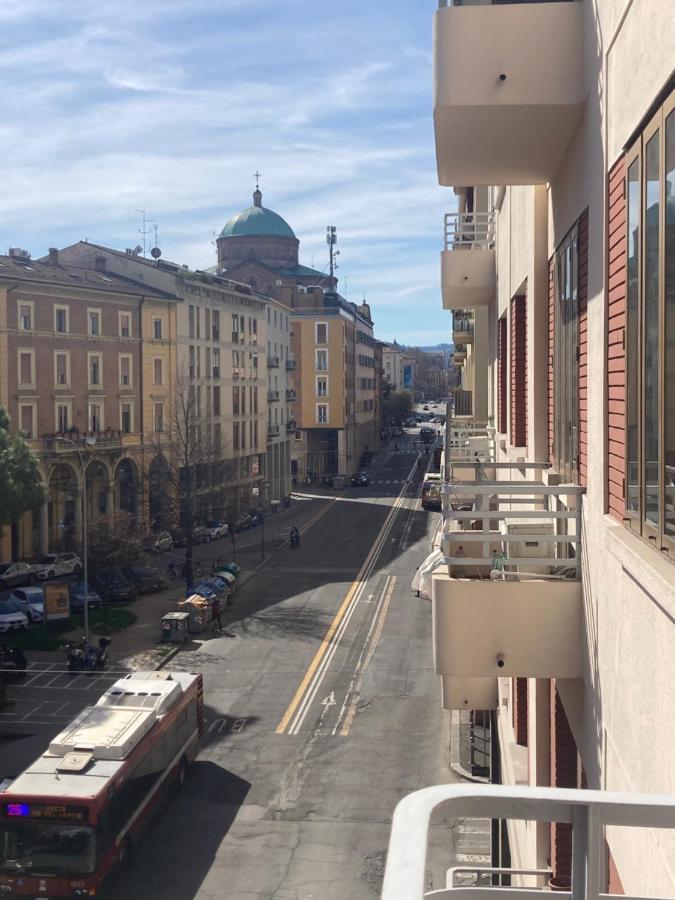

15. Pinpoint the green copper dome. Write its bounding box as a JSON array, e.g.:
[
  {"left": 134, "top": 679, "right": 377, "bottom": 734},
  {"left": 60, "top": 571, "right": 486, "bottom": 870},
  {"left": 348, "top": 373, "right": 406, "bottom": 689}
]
[{"left": 220, "top": 190, "right": 296, "bottom": 240}]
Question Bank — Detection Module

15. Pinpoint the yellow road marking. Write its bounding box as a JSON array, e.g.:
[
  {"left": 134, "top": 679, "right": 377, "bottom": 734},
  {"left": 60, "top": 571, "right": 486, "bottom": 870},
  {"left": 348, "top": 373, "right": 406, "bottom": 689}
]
[{"left": 276, "top": 465, "right": 415, "bottom": 735}]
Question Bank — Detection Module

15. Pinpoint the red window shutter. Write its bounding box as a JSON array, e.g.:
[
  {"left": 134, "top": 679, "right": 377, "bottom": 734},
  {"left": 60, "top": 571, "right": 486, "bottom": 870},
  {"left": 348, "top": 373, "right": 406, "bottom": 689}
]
[
  {"left": 510, "top": 295, "right": 527, "bottom": 447},
  {"left": 550, "top": 680, "right": 577, "bottom": 884},
  {"left": 607, "top": 156, "right": 627, "bottom": 520},
  {"left": 498, "top": 317, "right": 507, "bottom": 434}
]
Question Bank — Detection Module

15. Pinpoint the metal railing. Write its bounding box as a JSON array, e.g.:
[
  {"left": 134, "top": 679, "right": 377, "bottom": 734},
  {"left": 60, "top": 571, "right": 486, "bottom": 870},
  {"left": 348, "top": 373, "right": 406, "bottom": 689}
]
[
  {"left": 286, "top": 389, "right": 297, "bottom": 401},
  {"left": 446, "top": 422, "right": 495, "bottom": 461},
  {"left": 267, "top": 390, "right": 280, "bottom": 402},
  {"left": 267, "top": 356, "right": 280, "bottom": 368},
  {"left": 441, "top": 478, "right": 584, "bottom": 578},
  {"left": 381, "top": 784, "right": 675, "bottom": 900},
  {"left": 285, "top": 358, "right": 296, "bottom": 371},
  {"left": 267, "top": 424, "right": 280, "bottom": 438},
  {"left": 444, "top": 211, "right": 495, "bottom": 251}
]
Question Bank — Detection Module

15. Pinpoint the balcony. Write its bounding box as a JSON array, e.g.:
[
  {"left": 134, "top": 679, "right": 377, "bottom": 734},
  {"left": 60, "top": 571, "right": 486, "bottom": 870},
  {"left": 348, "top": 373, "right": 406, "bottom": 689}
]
[
  {"left": 433, "top": 471, "right": 585, "bottom": 688},
  {"left": 285, "top": 389, "right": 296, "bottom": 401},
  {"left": 452, "top": 314, "right": 473, "bottom": 344},
  {"left": 286, "top": 419, "right": 297, "bottom": 433},
  {"left": 285, "top": 358, "right": 296, "bottom": 371},
  {"left": 267, "top": 356, "right": 280, "bottom": 368},
  {"left": 451, "top": 389, "right": 474, "bottom": 421},
  {"left": 442, "top": 212, "right": 495, "bottom": 309},
  {"left": 267, "top": 423, "right": 280, "bottom": 440},
  {"left": 382, "top": 783, "right": 675, "bottom": 899},
  {"left": 267, "top": 390, "right": 280, "bottom": 402},
  {"left": 433, "top": 0, "right": 586, "bottom": 186},
  {"left": 453, "top": 344, "right": 466, "bottom": 362}
]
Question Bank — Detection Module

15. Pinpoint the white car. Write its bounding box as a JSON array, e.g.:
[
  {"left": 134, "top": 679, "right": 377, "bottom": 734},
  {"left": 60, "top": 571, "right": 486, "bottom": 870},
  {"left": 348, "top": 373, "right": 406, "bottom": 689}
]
[
  {"left": 205, "top": 521, "right": 229, "bottom": 540},
  {"left": 8, "top": 587, "right": 44, "bottom": 623},
  {"left": 0, "top": 603, "right": 29, "bottom": 633},
  {"left": 34, "top": 552, "right": 83, "bottom": 581}
]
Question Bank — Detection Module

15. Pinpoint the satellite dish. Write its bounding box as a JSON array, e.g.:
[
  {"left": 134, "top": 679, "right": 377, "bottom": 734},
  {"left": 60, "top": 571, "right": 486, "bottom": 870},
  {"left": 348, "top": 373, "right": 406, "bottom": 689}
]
[{"left": 150, "top": 247, "right": 162, "bottom": 259}]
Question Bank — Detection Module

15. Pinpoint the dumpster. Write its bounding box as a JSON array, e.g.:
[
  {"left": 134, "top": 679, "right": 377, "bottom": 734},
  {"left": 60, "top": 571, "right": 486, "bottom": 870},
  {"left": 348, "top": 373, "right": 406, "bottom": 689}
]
[
  {"left": 178, "top": 594, "right": 211, "bottom": 633},
  {"left": 217, "top": 562, "right": 241, "bottom": 579},
  {"left": 161, "top": 611, "right": 190, "bottom": 643}
]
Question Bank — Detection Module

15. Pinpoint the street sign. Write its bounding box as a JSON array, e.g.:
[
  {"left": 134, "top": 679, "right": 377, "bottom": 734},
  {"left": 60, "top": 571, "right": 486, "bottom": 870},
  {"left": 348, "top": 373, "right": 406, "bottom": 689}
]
[{"left": 44, "top": 582, "right": 70, "bottom": 621}]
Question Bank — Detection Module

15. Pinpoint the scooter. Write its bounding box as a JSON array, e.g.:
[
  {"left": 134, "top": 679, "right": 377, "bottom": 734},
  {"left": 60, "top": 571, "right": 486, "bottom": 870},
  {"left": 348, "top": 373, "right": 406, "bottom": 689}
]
[
  {"left": 64, "top": 637, "right": 112, "bottom": 672},
  {"left": 0, "top": 646, "right": 27, "bottom": 681}
]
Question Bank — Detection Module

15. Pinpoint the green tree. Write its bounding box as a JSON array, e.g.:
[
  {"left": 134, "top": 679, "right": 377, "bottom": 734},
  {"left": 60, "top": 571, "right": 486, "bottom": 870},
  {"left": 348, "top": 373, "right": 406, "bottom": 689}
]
[
  {"left": 382, "top": 390, "right": 412, "bottom": 426},
  {"left": 0, "top": 407, "right": 45, "bottom": 558}
]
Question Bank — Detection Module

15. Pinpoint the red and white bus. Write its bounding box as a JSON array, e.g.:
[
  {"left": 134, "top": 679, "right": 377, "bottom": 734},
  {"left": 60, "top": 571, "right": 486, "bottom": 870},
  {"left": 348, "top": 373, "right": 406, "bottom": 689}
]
[{"left": 0, "top": 670, "right": 203, "bottom": 897}]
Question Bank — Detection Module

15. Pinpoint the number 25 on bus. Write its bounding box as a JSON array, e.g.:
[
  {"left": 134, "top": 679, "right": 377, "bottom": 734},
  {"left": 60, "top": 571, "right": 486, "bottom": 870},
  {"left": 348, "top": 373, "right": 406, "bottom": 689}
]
[{"left": 0, "top": 670, "right": 203, "bottom": 897}]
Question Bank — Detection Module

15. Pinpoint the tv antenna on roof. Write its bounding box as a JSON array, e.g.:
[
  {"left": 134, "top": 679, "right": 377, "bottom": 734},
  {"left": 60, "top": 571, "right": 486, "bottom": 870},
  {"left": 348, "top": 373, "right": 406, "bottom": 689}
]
[{"left": 134, "top": 209, "right": 156, "bottom": 258}]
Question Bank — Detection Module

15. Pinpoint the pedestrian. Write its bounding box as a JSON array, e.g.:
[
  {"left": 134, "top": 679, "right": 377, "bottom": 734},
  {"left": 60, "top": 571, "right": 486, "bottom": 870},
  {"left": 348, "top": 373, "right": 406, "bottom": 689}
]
[{"left": 211, "top": 596, "right": 223, "bottom": 633}]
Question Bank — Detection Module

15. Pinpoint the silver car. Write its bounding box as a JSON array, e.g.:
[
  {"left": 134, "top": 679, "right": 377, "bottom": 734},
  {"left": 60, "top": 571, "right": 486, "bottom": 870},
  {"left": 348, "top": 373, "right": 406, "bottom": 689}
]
[{"left": 34, "top": 552, "right": 83, "bottom": 580}]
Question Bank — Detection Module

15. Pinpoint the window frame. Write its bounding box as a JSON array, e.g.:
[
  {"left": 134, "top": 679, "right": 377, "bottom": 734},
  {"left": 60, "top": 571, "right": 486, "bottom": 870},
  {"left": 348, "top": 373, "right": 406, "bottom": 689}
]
[
  {"left": 88, "top": 402, "right": 104, "bottom": 433},
  {"left": 624, "top": 92, "right": 675, "bottom": 555},
  {"left": 19, "top": 401, "right": 36, "bottom": 439},
  {"left": 54, "top": 350, "right": 71, "bottom": 388},
  {"left": 153, "top": 402, "right": 164, "bottom": 434},
  {"left": 55, "top": 401, "right": 72, "bottom": 433},
  {"left": 552, "top": 222, "right": 580, "bottom": 482},
  {"left": 88, "top": 352, "right": 102, "bottom": 389},
  {"left": 119, "top": 353, "right": 133, "bottom": 388},
  {"left": 87, "top": 308, "right": 102, "bottom": 337},
  {"left": 118, "top": 310, "right": 132, "bottom": 338},
  {"left": 120, "top": 400, "right": 134, "bottom": 434},
  {"left": 152, "top": 317, "right": 163, "bottom": 340},
  {"left": 153, "top": 357, "right": 164, "bottom": 387},
  {"left": 54, "top": 304, "right": 70, "bottom": 334},
  {"left": 316, "top": 376, "right": 328, "bottom": 398},
  {"left": 18, "top": 348, "right": 36, "bottom": 389},
  {"left": 316, "top": 403, "right": 328, "bottom": 425},
  {"left": 316, "top": 349, "right": 328, "bottom": 372},
  {"left": 18, "top": 300, "right": 34, "bottom": 332}
]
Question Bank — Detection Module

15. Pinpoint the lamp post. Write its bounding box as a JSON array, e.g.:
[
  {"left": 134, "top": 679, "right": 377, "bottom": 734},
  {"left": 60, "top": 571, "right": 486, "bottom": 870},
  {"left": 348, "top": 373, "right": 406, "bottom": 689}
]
[{"left": 57, "top": 434, "right": 96, "bottom": 641}]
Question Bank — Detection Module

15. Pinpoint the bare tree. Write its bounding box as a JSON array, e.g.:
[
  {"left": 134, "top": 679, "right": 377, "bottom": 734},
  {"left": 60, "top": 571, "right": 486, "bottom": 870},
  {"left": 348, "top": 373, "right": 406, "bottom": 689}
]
[{"left": 152, "top": 367, "right": 228, "bottom": 589}]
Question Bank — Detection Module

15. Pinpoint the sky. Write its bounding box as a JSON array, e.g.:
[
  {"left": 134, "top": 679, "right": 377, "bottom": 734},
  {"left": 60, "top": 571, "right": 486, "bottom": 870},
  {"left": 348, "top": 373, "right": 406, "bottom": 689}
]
[{"left": 0, "top": 0, "right": 456, "bottom": 345}]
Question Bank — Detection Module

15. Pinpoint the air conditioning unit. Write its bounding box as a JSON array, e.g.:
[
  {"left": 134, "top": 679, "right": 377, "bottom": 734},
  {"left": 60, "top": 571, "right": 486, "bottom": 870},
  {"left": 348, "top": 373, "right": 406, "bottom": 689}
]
[{"left": 502, "top": 521, "right": 554, "bottom": 575}]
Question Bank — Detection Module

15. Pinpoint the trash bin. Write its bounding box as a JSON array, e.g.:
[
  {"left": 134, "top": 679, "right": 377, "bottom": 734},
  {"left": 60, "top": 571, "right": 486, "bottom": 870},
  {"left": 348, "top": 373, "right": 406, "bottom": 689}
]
[
  {"left": 178, "top": 595, "right": 211, "bottom": 633},
  {"left": 161, "top": 611, "right": 190, "bottom": 643},
  {"left": 270, "top": 500, "right": 280, "bottom": 514}
]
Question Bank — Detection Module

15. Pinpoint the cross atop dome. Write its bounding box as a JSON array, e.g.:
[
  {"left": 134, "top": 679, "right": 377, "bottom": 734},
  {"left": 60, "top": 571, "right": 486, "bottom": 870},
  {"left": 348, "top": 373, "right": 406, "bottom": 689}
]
[{"left": 253, "top": 170, "right": 262, "bottom": 207}]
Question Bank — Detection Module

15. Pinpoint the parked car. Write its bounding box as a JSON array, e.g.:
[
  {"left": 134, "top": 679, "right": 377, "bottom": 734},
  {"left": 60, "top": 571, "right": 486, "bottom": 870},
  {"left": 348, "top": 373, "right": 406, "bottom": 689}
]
[
  {"left": 143, "top": 531, "right": 173, "bottom": 554},
  {"left": 205, "top": 521, "right": 229, "bottom": 540},
  {"left": 123, "top": 565, "right": 168, "bottom": 595},
  {"left": 351, "top": 472, "right": 370, "bottom": 487},
  {"left": 0, "top": 562, "right": 36, "bottom": 589},
  {"left": 320, "top": 475, "right": 335, "bottom": 488},
  {"left": 404, "top": 418, "right": 418, "bottom": 428},
  {"left": 90, "top": 570, "right": 137, "bottom": 603},
  {"left": 171, "top": 526, "right": 211, "bottom": 547},
  {"left": 233, "top": 513, "right": 252, "bottom": 533},
  {"left": 69, "top": 582, "right": 103, "bottom": 612},
  {"left": 249, "top": 510, "right": 265, "bottom": 527},
  {"left": 0, "top": 602, "right": 29, "bottom": 632},
  {"left": 33, "top": 552, "right": 82, "bottom": 581},
  {"left": 8, "top": 587, "right": 44, "bottom": 623}
]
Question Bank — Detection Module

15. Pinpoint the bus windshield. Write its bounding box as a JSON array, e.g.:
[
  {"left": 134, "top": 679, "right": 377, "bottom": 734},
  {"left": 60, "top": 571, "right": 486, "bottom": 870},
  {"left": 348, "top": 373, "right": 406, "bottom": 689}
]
[{"left": 1, "top": 821, "right": 96, "bottom": 876}]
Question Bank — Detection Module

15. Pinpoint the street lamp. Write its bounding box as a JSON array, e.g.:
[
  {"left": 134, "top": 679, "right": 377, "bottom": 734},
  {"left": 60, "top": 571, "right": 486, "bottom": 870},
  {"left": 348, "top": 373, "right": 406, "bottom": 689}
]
[{"left": 57, "top": 434, "right": 96, "bottom": 641}]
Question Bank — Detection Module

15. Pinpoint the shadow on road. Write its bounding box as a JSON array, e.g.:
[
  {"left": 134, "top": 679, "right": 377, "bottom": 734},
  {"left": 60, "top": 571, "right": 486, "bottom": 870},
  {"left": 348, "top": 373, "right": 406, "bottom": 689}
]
[{"left": 110, "top": 760, "right": 251, "bottom": 899}]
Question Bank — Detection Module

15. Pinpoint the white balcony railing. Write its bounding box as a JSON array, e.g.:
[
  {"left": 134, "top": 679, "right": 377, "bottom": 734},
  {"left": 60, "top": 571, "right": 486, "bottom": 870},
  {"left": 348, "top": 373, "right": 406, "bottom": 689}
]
[
  {"left": 444, "top": 212, "right": 495, "bottom": 251},
  {"left": 381, "top": 784, "right": 675, "bottom": 900}
]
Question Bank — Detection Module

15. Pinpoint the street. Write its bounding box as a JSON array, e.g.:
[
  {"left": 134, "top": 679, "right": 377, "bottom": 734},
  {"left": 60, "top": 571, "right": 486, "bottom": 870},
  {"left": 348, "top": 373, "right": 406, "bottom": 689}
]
[
  {"left": 0, "top": 421, "right": 488, "bottom": 899},
  {"left": 109, "top": 425, "right": 488, "bottom": 899}
]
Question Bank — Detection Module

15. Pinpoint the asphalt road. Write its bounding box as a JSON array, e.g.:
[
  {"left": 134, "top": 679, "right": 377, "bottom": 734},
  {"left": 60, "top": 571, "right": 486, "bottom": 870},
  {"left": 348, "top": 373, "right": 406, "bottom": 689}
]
[{"left": 109, "top": 426, "right": 489, "bottom": 900}]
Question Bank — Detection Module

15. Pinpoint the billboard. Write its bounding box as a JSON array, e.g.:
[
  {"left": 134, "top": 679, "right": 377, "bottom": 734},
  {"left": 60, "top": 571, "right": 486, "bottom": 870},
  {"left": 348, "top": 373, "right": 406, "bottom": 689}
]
[
  {"left": 43, "top": 582, "right": 70, "bottom": 621},
  {"left": 403, "top": 365, "right": 413, "bottom": 389}
]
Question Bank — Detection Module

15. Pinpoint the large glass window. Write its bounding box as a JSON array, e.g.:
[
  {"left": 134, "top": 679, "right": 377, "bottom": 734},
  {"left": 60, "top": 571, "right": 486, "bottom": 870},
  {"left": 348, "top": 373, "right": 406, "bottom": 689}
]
[
  {"left": 625, "top": 92, "right": 675, "bottom": 553},
  {"left": 553, "top": 222, "right": 579, "bottom": 481}
]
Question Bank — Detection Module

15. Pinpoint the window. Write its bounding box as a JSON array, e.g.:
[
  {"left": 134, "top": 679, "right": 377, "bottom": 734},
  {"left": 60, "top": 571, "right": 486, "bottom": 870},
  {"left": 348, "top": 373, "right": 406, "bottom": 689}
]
[
  {"left": 119, "top": 311, "right": 131, "bottom": 338},
  {"left": 254, "top": 387, "right": 258, "bottom": 414},
  {"left": 153, "top": 358, "right": 163, "bottom": 386},
  {"left": 18, "top": 350, "right": 35, "bottom": 388},
  {"left": 232, "top": 349, "right": 240, "bottom": 377},
  {"left": 553, "top": 223, "right": 579, "bottom": 480},
  {"left": 316, "top": 350, "right": 328, "bottom": 371},
  {"left": 19, "top": 404, "right": 34, "bottom": 438},
  {"left": 55, "top": 352, "right": 70, "bottom": 387},
  {"left": 55, "top": 305, "right": 69, "bottom": 334},
  {"left": 19, "top": 302, "right": 33, "bottom": 331},
  {"left": 88, "top": 353, "right": 102, "bottom": 388},
  {"left": 213, "top": 386, "right": 221, "bottom": 416},
  {"left": 205, "top": 309, "right": 211, "bottom": 340},
  {"left": 317, "top": 404, "right": 328, "bottom": 425},
  {"left": 316, "top": 322, "right": 327, "bottom": 344},
  {"left": 154, "top": 403, "right": 164, "bottom": 433},
  {"left": 212, "top": 348, "right": 220, "bottom": 378},
  {"left": 241, "top": 422, "right": 246, "bottom": 449},
  {"left": 88, "top": 402, "right": 103, "bottom": 432},
  {"left": 56, "top": 402, "right": 70, "bottom": 433},
  {"left": 497, "top": 317, "right": 507, "bottom": 434},
  {"left": 121, "top": 402, "right": 133, "bottom": 434},
  {"left": 213, "top": 423, "right": 222, "bottom": 453},
  {"left": 274, "top": 310, "right": 277, "bottom": 327},
  {"left": 233, "top": 421, "right": 240, "bottom": 450},
  {"left": 119, "top": 355, "right": 132, "bottom": 387},
  {"left": 241, "top": 387, "right": 246, "bottom": 415},
  {"left": 317, "top": 377, "right": 327, "bottom": 397},
  {"left": 205, "top": 347, "right": 211, "bottom": 375},
  {"left": 625, "top": 92, "right": 675, "bottom": 551},
  {"left": 153, "top": 317, "right": 163, "bottom": 340},
  {"left": 254, "top": 420, "right": 258, "bottom": 448},
  {"left": 196, "top": 307, "right": 201, "bottom": 339},
  {"left": 212, "top": 310, "right": 220, "bottom": 340},
  {"left": 189, "top": 305, "right": 195, "bottom": 339},
  {"left": 189, "top": 345, "right": 195, "bottom": 378},
  {"left": 233, "top": 387, "right": 240, "bottom": 416},
  {"left": 88, "top": 309, "right": 101, "bottom": 336}
]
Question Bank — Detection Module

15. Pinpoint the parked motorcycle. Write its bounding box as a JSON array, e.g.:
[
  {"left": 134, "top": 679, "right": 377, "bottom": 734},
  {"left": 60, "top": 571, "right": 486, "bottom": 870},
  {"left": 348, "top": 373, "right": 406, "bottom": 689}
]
[
  {"left": 290, "top": 527, "right": 301, "bottom": 549},
  {"left": 0, "top": 645, "right": 27, "bottom": 680},
  {"left": 63, "top": 636, "right": 112, "bottom": 672}
]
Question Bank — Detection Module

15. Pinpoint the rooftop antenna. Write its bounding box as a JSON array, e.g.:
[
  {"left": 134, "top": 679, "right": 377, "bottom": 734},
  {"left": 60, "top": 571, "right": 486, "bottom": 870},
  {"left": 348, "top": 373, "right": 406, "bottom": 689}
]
[
  {"left": 134, "top": 209, "right": 156, "bottom": 258},
  {"left": 326, "top": 226, "right": 337, "bottom": 286}
]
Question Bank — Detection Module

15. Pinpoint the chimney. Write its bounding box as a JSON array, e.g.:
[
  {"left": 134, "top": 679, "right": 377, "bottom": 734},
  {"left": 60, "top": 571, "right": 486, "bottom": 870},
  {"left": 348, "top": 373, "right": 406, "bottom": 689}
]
[
  {"left": 94, "top": 256, "right": 107, "bottom": 272},
  {"left": 48, "top": 247, "right": 58, "bottom": 265}
]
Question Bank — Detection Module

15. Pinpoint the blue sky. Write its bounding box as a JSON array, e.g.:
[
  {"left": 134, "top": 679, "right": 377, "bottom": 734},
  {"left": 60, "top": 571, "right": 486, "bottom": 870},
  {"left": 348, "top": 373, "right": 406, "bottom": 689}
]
[{"left": 1, "top": 0, "right": 456, "bottom": 345}]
